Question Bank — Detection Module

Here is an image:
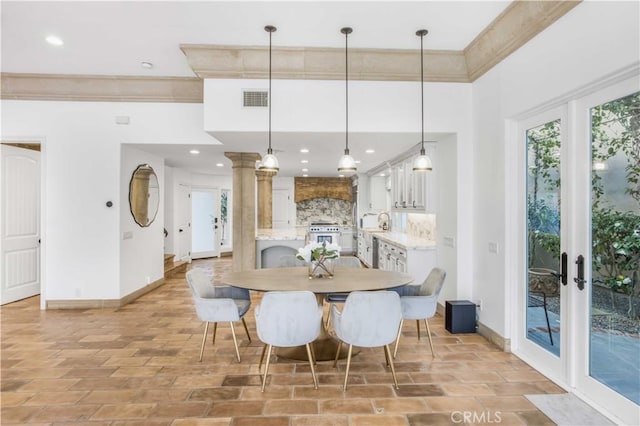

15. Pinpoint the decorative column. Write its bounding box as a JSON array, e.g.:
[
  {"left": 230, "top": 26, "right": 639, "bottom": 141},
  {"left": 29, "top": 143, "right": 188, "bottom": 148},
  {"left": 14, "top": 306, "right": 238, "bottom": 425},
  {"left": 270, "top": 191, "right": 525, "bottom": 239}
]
[
  {"left": 256, "top": 169, "right": 276, "bottom": 229},
  {"left": 224, "top": 152, "right": 261, "bottom": 272}
]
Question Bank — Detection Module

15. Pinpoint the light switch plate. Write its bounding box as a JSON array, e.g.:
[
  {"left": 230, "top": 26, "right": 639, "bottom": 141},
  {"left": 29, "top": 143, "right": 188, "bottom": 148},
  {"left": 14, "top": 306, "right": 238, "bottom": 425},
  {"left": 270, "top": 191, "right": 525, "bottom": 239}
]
[
  {"left": 123, "top": 231, "right": 133, "bottom": 240},
  {"left": 488, "top": 242, "right": 499, "bottom": 253}
]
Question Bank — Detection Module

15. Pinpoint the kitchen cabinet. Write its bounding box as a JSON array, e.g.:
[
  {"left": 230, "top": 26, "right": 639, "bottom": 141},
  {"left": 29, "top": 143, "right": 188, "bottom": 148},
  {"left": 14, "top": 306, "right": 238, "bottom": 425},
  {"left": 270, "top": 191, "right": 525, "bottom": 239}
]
[
  {"left": 376, "top": 237, "right": 436, "bottom": 284},
  {"left": 368, "top": 176, "right": 387, "bottom": 211},
  {"left": 357, "top": 230, "right": 373, "bottom": 267},
  {"left": 339, "top": 228, "right": 354, "bottom": 254},
  {"left": 390, "top": 144, "right": 436, "bottom": 213}
]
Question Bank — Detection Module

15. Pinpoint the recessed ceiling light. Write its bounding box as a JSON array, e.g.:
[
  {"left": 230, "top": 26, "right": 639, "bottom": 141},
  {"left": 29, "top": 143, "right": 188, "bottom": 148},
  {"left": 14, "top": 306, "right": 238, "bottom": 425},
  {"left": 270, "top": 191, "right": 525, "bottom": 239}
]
[
  {"left": 189, "top": 149, "right": 200, "bottom": 155},
  {"left": 300, "top": 148, "right": 309, "bottom": 153},
  {"left": 338, "top": 174, "right": 345, "bottom": 177},
  {"left": 355, "top": 160, "right": 361, "bottom": 164},
  {"left": 302, "top": 174, "right": 309, "bottom": 177},
  {"left": 45, "top": 35, "right": 64, "bottom": 46},
  {"left": 216, "top": 163, "right": 224, "bottom": 167},
  {"left": 380, "top": 173, "right": 386, "bottom": 177},
  {"left": 141, "top": 61, "right": 154, "bottom": 69},
  {"left": 365, "top": 149, "right": 375, "bottom": 154},
  {"left": 301, "top": 160, "right": 309, "bottom": 164},
  {"left": 302, "top": 168, "right": 308, "bottom": 172}
]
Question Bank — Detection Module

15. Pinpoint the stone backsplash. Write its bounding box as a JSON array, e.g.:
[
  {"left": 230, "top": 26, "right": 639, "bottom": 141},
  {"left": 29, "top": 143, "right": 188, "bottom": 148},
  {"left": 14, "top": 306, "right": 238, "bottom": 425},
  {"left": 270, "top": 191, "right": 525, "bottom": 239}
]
[
  {"left": 407, "top": 213, "right": 436, "bottom": 240},
  {"left": 296, "top": 198, "right": 353, "bottom": 225}
]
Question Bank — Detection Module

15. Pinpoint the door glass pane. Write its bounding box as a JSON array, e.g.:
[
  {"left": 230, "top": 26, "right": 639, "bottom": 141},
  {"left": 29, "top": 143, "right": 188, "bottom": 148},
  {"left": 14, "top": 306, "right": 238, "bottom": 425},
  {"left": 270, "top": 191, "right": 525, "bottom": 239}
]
[
  {"left": 526, "top": 119, "right": 561, "bottom": 355},
  {"left": 590, "top": 91, "right": 640, "bottom": 404}
]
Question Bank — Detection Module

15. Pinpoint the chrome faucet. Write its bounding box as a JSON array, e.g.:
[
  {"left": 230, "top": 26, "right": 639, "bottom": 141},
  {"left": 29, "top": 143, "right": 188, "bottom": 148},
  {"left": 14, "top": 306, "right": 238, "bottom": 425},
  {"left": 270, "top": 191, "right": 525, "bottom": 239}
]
[{"left": 377, "top": 212, "right": 391, "bottom": 231}]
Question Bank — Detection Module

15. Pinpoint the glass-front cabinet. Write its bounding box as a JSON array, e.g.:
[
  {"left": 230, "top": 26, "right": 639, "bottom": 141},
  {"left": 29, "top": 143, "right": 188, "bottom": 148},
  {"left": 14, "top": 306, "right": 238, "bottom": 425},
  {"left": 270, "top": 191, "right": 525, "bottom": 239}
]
[{"left": 391, "top": 144, "right": 436, "bottom": 213}]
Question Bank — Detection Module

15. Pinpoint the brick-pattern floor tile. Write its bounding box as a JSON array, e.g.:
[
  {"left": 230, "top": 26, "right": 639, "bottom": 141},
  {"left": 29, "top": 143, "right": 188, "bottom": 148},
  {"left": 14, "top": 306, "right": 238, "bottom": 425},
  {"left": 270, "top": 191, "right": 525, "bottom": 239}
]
[{"left": 0, "top": 257, "right": 567, "bottom": 424}]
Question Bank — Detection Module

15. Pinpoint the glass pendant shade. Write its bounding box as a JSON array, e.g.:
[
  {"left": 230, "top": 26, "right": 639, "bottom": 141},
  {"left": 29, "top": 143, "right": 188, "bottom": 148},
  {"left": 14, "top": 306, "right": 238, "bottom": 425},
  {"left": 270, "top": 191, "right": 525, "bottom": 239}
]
[
  {"left": 259, "top": 149, "right": 279, "bottom": 172},
  {"left": 412, "top": 148, "right": 432, "bottom": 171},
  {"left": 338, "top": 149, "right": 357, "bottom": 174}
]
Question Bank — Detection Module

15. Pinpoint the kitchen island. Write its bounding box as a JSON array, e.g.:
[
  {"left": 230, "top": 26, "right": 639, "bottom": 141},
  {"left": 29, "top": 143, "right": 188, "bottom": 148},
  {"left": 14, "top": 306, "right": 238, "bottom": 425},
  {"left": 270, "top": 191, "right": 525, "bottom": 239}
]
[
  {"left": 358, "top": 228, "right": 437, "bottom": 284},
  {"left": 255, "top": 228, "right": 307, "bottom": 268}
]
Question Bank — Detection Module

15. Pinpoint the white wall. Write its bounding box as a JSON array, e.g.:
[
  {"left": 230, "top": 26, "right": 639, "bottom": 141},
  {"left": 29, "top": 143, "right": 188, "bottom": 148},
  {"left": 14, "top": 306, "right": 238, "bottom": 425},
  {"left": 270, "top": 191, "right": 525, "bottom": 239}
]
[
  {"left": 1, "top": 101, "right": 214, "bottom": 301},
  {"left": 164, "top": 166, "right": 175, "bottom": 254},
  {"left": 436, "top": 134, "right": 458, "bottom": 303},
  {"left": 120, "top": 146, "right": 164, "bottom": 297},
  {"left": 471, "top": 1, "right": 640, "bottom": 336}
]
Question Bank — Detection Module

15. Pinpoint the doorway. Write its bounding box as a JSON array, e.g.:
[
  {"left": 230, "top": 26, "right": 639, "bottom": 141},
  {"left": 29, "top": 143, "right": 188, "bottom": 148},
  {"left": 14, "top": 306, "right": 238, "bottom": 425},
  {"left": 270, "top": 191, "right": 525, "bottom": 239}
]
[
  {"left": 191, "top": 188, "right": 220, "bottom": 259},
  {"left": 1, "top": 143, "right": 41, "bottom": 305},
  {"left": 513, "top": 77, "right": 639, "bottom": 424}
]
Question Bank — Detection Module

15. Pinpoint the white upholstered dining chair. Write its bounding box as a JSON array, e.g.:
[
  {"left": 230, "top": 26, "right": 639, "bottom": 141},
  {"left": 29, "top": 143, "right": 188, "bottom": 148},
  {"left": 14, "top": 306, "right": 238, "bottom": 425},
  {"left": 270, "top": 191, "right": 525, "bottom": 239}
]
[
  {"left": 392, "top": 267, "right": 446, "bottom": 358},
  {"left": 254, "top": 290, "right": 322, "bottom": 392},
  {"left": 331, "top": 290, "right": 402, "bottom": 391},
  {"left": 323, "top": 256, "right": 362, "bottom": 327},
  {"left": 186, "top": 268, "right": 252, "bottom": 363}
]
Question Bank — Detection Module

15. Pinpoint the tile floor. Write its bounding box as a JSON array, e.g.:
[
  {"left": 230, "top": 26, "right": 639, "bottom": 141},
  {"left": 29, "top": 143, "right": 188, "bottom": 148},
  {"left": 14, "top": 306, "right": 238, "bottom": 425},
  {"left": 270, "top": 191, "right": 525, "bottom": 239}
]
[{"left": 1, "top": 257, "right": 564, "bottom": 425}]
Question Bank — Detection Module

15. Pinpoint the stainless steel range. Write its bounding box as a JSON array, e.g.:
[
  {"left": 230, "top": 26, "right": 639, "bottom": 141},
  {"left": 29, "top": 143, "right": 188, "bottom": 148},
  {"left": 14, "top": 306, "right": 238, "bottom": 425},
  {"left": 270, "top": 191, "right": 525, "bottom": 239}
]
[{"left": 308, "top": 222, "right": 340, "bottom": 245}]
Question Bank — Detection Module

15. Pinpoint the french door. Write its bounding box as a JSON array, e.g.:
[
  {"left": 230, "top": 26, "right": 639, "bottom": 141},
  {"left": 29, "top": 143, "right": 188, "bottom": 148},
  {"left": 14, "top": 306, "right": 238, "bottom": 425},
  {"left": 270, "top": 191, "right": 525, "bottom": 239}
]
[{"left": 515, "top": 76, "right": 639, "bottom": 424}]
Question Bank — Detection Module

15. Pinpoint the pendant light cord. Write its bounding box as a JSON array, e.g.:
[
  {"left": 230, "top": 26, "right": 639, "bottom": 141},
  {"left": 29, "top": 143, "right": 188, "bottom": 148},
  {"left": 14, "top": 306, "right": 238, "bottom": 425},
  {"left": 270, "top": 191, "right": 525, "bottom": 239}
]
[
  {"left": 268, "top": 29, "right": 272, "bottom": 153},
  {"left": 420, "top": 31, "right": 424, "bottom": 152},
  {"left": 345, "top": 29, "right": 349, "bottom": 153}
]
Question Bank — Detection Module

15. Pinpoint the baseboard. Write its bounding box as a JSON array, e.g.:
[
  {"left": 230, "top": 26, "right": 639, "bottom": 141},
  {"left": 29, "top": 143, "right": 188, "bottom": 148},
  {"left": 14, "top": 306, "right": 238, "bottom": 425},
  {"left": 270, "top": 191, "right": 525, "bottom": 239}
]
[
  {"left": 435, "top": 303, "right": 510, "bottom": 352},
  {"left": 46, "top": 277, "right": 165, "bottom": 310},
  {"left": 477, "top": 320, "right": 511, "bottom": 352}
]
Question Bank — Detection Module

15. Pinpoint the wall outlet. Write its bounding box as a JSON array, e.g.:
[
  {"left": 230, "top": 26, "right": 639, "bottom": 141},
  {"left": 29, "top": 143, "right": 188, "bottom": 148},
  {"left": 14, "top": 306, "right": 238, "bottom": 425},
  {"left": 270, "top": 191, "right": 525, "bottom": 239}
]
[{"left": 123, "top": 231, "right": 133, "bottom": 240}]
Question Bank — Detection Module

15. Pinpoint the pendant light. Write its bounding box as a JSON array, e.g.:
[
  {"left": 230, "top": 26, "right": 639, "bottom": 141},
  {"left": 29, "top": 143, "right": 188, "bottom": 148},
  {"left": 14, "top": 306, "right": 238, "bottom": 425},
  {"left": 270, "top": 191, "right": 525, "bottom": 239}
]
[
  {"left": 337, "top": 27, "right": 357, "bottom": 175},
  {"left": 258, "top": 25, "right": 279, "bottom": 173},
  {"left": 413, "top": 29, "right": 433, "bottom": 172}
]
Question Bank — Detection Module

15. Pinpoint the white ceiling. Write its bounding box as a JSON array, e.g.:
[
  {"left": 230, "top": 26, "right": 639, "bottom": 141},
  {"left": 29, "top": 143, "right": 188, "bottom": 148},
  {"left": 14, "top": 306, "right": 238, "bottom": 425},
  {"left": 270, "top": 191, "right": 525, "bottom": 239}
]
[{"left": 2, "top": 1, "right": 511, "bottom": 177}]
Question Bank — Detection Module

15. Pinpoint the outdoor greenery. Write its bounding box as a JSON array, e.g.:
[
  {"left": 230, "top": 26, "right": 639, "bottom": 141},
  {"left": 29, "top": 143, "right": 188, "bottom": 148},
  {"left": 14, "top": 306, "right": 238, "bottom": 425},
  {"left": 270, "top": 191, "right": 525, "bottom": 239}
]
[
  {"left": 527, "top": 91, "right": 640, "bottom": 319},
  {"left": 591, "top": 92, "right": 640, "bottom": 318},
  {"left": 527, "top": 120, "right": 561, "bottom": 269}
]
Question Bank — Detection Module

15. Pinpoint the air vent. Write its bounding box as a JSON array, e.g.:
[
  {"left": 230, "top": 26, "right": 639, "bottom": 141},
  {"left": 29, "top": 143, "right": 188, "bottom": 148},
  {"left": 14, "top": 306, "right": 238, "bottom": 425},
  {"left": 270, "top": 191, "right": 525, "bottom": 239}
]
[{"left": 243, "top": 90, "right": 268, "bottom": 107}]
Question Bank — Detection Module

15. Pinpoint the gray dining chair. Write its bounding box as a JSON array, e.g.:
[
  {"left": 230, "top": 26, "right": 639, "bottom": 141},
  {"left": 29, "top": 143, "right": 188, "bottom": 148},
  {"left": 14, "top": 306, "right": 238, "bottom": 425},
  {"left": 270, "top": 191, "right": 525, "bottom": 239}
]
[
  {"left": 324, "top": 256, "right": 362, "bottom": 327},
  {"left": 278, "top": 254, "right": 307, "bottom": 267},
  {"left": 392, "top": 267, "right": 446, "bottom": 358},
  {"left": 255, "top": 290, "right": 322, "bottom": 391},
  {"left": 331, "top": 291, "right": 402, "bottom": 391},
  {"left": 186, "top": 268, "right": 252, "bottom": 363}
]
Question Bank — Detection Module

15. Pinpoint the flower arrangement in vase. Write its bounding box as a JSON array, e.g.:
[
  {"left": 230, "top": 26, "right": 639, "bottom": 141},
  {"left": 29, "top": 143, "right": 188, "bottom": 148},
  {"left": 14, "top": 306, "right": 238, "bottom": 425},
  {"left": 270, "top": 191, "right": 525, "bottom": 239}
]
[{"left": 296, "top": 241, "right": 341, "bottom": 279}]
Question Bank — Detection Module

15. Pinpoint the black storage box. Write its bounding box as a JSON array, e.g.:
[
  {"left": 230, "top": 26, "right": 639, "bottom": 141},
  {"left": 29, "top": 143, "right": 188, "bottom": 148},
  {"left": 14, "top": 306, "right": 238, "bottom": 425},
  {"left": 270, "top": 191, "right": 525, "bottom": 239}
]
[{"left": 445, "top": 300, "right": 476, "bottom": 334}]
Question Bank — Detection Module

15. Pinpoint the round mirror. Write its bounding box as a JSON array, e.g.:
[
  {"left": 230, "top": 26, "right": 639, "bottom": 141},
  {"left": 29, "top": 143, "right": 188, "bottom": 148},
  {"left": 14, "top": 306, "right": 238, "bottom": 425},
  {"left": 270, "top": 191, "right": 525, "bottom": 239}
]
[{"left": 129, "top": 164, "right": 159, "bottom": 227}]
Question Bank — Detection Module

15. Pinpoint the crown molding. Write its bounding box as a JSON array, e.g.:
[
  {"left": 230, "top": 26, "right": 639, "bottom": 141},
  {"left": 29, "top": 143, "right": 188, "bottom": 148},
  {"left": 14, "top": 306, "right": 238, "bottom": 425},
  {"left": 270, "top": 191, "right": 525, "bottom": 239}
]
[
  {"left": 1, "top": 1, "right": 580, "bottom": 101},
  {"left": 0, "top": 73, "right": 203, "bottom": 103},
  {"left": 465, "top": 0, "right": 582, "bottom": 81},
  {"left": 181, "top": 44, "right": 470, "bottom": 82}
]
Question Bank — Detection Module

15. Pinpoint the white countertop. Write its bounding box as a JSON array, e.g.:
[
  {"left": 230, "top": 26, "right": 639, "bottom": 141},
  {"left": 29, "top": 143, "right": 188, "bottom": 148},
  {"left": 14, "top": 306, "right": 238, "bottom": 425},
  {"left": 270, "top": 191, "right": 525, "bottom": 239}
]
[
  {"left": 362, "top": 229, "right": 436, "bottom": 250},
  {"left": 256, "top": 228, "right": 306, "bottom": 241}
]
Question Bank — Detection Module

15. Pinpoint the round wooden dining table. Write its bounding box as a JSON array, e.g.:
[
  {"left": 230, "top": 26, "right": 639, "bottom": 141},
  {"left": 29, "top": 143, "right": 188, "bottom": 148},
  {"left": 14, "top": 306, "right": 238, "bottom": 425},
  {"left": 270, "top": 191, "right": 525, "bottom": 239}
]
[{"left": 222, "top": 266, "right": 414, "bottom": 361}]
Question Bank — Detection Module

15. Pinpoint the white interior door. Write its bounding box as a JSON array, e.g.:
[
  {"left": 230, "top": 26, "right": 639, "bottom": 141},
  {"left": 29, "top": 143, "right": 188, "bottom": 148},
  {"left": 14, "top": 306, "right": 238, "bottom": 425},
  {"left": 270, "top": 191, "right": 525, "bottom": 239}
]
[
  {"left": 191, "top": 188, "right": 219, "bottom": 259},
  {"left": 1, "top": 144, "right": 41, "bottom": 305},
  {"left": 272, "top": 188, "right": 291, "bottom": 229},
  {"left": 176, "top": 183, "right": 191, "bottom": 261}
]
